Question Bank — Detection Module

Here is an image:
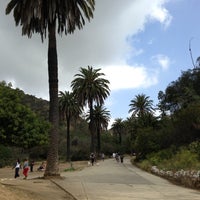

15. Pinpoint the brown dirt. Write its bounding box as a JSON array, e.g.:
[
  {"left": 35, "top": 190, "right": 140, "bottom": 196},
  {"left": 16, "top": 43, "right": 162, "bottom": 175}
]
[{"left": 0, "top": 161, "right": 87, "bottom": 200}]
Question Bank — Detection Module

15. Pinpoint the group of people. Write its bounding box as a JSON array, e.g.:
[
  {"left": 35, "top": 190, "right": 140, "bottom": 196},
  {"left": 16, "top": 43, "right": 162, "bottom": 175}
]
[
  {"left": 89, "top": 152, "right": 105, "bottom": 166},
  {"left": 113, "top": 152, "right": 124, "bottom": 163},
  {"left": 13, "top": 159, "right": 46, "bottom": 179},
  {"left": 13, "top": 158, "right": 29, "bottom": 179}
]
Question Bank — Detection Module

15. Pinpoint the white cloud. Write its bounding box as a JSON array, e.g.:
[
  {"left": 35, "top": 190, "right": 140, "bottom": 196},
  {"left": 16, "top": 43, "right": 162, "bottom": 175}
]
[
  {"left": 152, "top": 54, "right": 171, "bottom": 70},
  {"left": 102, "top": 65, "right": 158, "bottom": 91},
  {"left": 149, "top": 0, "right": 173, "bottom": 29}
]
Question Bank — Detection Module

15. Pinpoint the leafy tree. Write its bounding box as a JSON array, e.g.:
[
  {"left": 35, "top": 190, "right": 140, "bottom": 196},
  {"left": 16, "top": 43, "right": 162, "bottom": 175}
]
[
  {"left": 172, "top": 102, "right": 200, "bottom": 145},
  {"left": 71, "top": 66, "right": 110, "bottom": 152},
  {"left": 0, "top": 82, "right": 49, "bottom": 148},
  {"left": 158, "top": 68, "right": 200, "bottom": 115},
  {"left": 6, "top": 0, "right": 95, "bottom": 177},
  {"left": 129, "top": 94, "right": 155, "bottom": 118},
  {"left": 59, "top": 91, "right": 82, "bottom": 161},
  {"left": 134, "top": 127, "right": 161, "bottom": 160}
]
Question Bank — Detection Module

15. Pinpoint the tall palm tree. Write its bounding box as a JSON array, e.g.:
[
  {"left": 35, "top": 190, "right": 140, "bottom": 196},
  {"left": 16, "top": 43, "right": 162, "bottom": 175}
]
[
  {"left": 88, "top": 105, "right": 110, "bottom": 154},
  {"left": 71, "top": 66, "right": 110, "bottom": 152},
  {"left": 59, "top": 91, "right": 82, "bottom": 161},
  {"left": 129, "top": 94, "right": 155, "bottom": 118},
  {"left": 111, "top": 118, "right": 124, "bottom": 145},
  {"left": 6, "top": 0, "right": 95, "bottom": 177}
]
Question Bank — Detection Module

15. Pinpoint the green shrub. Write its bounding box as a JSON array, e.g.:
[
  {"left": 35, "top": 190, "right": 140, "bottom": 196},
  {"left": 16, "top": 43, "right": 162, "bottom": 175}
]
[
  {"left": 0, "top": 145, "right": 13, "bottom": 167},
  {"left": 0, "top": 145, "right": 27, "bottom": 168},
  {"left": 189, "top": 140, "right": 200, "bottom": 159},
  {"left": 169, "top": 148, "right": 200, "bottom": 170},
  {"left": 137, "top": 145, "right": 200, "bottom": 171}
]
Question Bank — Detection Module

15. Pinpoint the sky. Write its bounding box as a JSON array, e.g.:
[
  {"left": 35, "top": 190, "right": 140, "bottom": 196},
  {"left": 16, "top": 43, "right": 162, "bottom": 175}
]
[{"left": 0, "top": 0, "right": 200, "bottom": 127}]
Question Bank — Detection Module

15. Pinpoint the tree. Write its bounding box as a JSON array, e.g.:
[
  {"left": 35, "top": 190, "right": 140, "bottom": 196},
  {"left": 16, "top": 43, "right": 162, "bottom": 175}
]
[
  {"left": 6, "top": 0, "right": 95, "bottom": 177},
  {"left": 111, "top": 118, "right": 124, "bottom": 145},
  {"left": 88, "top": 105, "right": 110, "bottom": 154},
  {"left": 0, "top": 82, "right": 49, "bottom": 148},
  {"left": 59, "top": 91, "right": 81, "bottom": 161},
  {"left": 71, "top": 66, "right": 110, "bottom": 152},
  {"left": 158, "top": 68, "right": 200, "bottom": 115},
  {"left": 129, "top": 94, "right": 155, "bottom": 118}
]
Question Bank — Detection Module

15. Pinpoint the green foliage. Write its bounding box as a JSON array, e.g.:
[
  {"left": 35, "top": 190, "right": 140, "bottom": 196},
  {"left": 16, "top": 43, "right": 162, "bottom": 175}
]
[
  {"left": 0, "top": 81, "right": 49, "bottom": 149},
  {"left": 158, "top": 68, "right": 200, "bottom": 114},
  {"left": 0, "top": 145, "right": 30, "bottom": 168},
  {"left": 146, "top": 146, "right": 177, "bottom": 166},
  {"left": 0, "top": 145, "right": 13, "bottom": 167},
  {"left": 189, "top": 140, "right": 200, "bottom": 159},
  {"left": 139, "top": 145, "right": 200, "bottom": 171},
  {"left": 167, "top": 148, "right": 200, "bottom": 170},
  {"left": 133, "top": 127, "right": 161, "bottom": 159}
]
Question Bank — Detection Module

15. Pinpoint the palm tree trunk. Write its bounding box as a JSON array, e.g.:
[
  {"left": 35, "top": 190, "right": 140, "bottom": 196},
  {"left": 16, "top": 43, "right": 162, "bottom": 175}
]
[
  {"left": 66, "top": 116, "right": 71, "bottom": 161},
  {"left": 97, "top": 124, "right": 101, "bottom": 155},
  {"left": 89, "top": 101, "right": 95, "bottom": 153},
  {"left": 44, "top": 20, "right": 60, "bottom": 177}
]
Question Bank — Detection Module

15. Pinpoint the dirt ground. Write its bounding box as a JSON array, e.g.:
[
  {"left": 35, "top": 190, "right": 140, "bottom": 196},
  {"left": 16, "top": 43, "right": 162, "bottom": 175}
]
[{"left": 0, "top": 161, "right": 87, "bottom": 200}]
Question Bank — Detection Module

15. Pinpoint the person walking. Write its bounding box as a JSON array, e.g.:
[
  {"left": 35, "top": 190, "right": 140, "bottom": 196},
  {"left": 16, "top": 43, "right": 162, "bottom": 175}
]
[
  {"left": 30, "top": 160, "right": 34, "bottom": 172},
  {"left": 120, "top": 154, "right": 124, "bottom": 163},
  {"left": 101, "top": 153, "right": 105, "bottom": 161},
  {"left": 90, "top": 153, "right": 95, "bottom": 166},
  {"left": 23, "top": 159, "right": 29, "bottom": 179},
  {"left": 13, "top": 158, "right": 20, "bottom": 178}
]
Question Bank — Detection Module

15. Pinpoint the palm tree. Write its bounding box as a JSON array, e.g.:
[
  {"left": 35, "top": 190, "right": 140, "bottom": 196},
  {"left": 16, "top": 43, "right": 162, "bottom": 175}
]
[
  {"left": 71, "top": 66, "right": 110, "bottom": 152},
  {"left": 129, "top": 94, "right": 155, "bottom": 118},
  {"left": 59, "top": 91, "right": 82, "bottom": 161},
  {"left": 88, "top": 105, "right": 110, "bottom": 154},
  {"left": 6, "top": 0, "right": 95, "bottom": 177},
  {"left": 111, "top": 118, "right": 124, "bottom": 145}
]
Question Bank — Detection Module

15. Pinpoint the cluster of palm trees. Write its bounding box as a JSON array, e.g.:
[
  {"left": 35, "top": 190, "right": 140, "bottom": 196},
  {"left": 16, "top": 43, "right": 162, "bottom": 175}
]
[
  {"left": 59, "top": 66, "right": 110, "bottom": 161},
  {"left": 6, "top": 0, "right": 156, "bottom": 177}
]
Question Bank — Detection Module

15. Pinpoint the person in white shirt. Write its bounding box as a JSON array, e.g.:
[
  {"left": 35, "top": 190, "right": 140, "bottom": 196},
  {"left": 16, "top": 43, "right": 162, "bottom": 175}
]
[{"left": 13, "top": 158, "right": 20, "bottom": 178}]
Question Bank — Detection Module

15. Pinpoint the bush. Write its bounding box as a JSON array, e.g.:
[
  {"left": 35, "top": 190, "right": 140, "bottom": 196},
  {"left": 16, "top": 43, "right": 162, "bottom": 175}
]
[
  {"left": 0, "top": 145, "right": 13, "bottom": 167},
  {"left": 168, "top": 148, "right": 200, "bottom": 170},
  {"left": 143, "top": 146, "right": 200, "bottom": 171},
  {"left": 189, "top": 140, "right": 200, "bottom": 159},
  {"left": 0, "top": 145, "right": 28, "bottom": 168},
  {"left": 146, "top": 146, "right": 177, "bottom": 166}
]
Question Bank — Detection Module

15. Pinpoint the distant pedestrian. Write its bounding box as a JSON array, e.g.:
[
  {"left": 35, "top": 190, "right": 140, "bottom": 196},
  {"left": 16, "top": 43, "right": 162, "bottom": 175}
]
[
  {"left": 13, "top": 158, "right": 20, "bottom": 178},
  {"left": 30, "top": 160, "right": 34, "bottom": 172},
  {"left": 23, "top": 159, "right": 29, "bottom": 179},
  {"left": 120, "top": 154, "right": 124, "bottom": 163},
  {"left": 115, "top": 153, "right": 119, "bottom": 162},
  {"left": 90, "top": 153, "right": 95, "bottom": 166},
  {"left": 101, "top": 153, "right": 105, "bottom": 161}
]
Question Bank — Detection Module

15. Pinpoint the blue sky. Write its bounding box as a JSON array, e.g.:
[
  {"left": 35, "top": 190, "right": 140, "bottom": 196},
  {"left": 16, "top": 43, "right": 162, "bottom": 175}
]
[{"left": 0, "top": 0, "right": 199, "bottom": 127}]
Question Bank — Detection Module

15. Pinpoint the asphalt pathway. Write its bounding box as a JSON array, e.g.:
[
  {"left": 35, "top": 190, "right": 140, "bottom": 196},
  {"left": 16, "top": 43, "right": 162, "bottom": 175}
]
[{"left": 54, "top": 157, "right": 200, "bottom": 200}]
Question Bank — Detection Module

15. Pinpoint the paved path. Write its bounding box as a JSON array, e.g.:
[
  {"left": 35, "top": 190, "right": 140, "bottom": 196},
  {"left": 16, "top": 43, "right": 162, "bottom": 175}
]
[{"left": 54, "top": 158, "right": 200, "bottom": 200}]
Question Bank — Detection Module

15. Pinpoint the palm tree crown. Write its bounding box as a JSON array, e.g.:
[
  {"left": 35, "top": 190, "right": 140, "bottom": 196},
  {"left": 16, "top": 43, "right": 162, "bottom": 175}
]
[
  {"left": 6, "top": 0, "right": 95, "bottom": 40},
  {"left": 59, "top": 91, "right": 81, "bottom": 121},
  {"left": 71, "top": 66, "right": 110, "bottom": 107},
  {"left": 92, "top": 105, "right": 110, "bottom": 131},
  {"left": 129, "top": 94, "right": 155, "bottom": 117},
  {"left": 111, "top": 118, "right": 124, "bottom": 145}
]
